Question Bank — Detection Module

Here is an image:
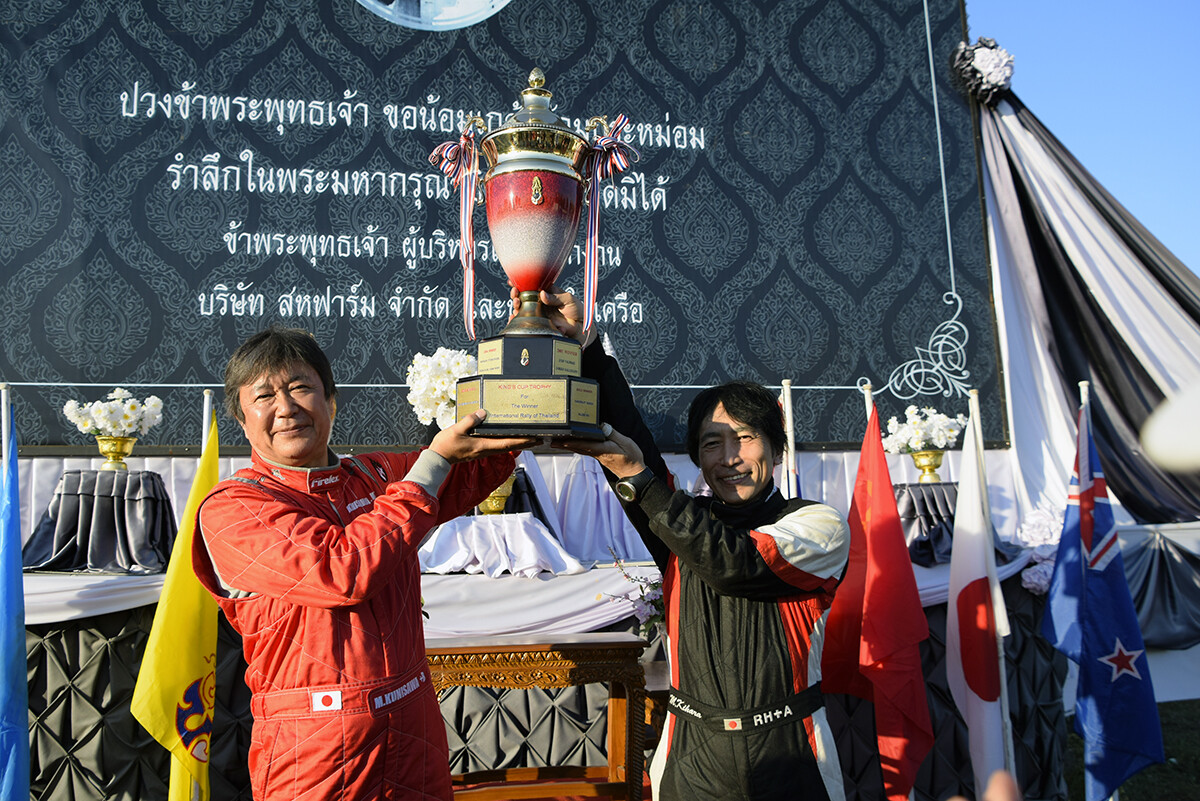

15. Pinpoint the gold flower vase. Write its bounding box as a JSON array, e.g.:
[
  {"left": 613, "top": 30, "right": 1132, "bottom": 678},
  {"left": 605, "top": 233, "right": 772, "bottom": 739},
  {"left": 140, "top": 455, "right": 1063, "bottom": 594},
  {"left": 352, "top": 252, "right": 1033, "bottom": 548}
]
[
  {"left": 95, "top": 435, "right": 137, "bottom": 471},
  {"left": 478, "top": 472, "right": 517, "bottom": 515},
  {"left": 910, "top": 449, "right": 944, "bottom": 483}
]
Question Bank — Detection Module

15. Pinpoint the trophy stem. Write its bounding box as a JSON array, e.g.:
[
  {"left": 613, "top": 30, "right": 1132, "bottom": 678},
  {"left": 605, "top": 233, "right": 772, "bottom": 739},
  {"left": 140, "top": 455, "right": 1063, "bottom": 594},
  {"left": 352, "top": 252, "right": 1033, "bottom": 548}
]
[{"left": 501, "top": 290, "right": 563, "bottom": 337}]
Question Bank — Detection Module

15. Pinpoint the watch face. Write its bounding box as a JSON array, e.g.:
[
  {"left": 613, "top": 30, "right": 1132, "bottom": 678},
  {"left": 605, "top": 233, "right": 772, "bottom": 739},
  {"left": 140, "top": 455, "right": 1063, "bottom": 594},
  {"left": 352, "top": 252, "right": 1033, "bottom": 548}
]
[{"left": 616, "top": 481, "right": 636, "bottom": 502}]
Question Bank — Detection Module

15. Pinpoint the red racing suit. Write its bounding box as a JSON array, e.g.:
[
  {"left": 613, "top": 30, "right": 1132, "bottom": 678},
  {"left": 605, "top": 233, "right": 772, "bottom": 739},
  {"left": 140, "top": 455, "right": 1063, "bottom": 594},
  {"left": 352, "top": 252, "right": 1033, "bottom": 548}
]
[{"left": 192, "top": 447, "right": 514, "bottom": 801}]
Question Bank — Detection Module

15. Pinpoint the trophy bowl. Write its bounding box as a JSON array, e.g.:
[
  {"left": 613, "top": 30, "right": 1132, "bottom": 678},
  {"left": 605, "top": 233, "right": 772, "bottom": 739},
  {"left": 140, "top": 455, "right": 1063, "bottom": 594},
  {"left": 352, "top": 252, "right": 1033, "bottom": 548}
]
[{"left": 484, "top": 169, "right": 582, "bottom": 296}]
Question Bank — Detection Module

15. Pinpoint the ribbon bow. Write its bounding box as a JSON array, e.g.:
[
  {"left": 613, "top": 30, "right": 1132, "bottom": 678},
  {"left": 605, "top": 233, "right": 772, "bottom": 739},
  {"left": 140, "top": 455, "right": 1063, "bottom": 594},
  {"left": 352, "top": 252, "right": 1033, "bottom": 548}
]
[
  {"left": 430, "top": 123, "right": 483, "bottom": 338},
  {"left": 584, "top": 114, "right": 639, "bottom": 331}
]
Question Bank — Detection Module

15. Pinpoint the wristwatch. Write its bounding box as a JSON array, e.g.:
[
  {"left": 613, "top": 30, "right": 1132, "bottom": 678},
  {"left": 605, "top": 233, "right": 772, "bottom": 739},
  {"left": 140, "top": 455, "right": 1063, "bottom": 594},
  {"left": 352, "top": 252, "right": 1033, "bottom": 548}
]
[{"left": 615, "top": 468, "right": 655, "bottom": 503}]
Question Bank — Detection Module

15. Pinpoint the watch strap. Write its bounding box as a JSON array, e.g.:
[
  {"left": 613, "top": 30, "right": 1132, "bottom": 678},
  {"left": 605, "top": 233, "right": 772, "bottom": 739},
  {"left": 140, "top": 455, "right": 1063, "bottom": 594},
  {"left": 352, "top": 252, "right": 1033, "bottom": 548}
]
[{"left": 616, "top": 468, "right": 655, "bottom": 502}]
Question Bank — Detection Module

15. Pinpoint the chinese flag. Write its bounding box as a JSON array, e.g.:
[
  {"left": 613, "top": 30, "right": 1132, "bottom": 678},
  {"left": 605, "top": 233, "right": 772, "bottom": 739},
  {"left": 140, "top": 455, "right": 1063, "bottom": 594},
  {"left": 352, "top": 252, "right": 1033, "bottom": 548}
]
[{"left": 823, "top": 407, "right": 934, "bottom": 801}]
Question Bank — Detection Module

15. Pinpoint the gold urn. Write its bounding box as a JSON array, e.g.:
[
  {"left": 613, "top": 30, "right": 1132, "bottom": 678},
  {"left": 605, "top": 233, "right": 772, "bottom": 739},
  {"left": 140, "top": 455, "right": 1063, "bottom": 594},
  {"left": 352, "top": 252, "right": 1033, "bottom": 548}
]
[
  {"left": 95, "top": 435, "right": 137, "bottom": 471},
  {"left": 478, "top": 471, "right": 517, "bottom": 515},
  {"left": 909, "top": 449, "right": 944, "bottom": 483}
]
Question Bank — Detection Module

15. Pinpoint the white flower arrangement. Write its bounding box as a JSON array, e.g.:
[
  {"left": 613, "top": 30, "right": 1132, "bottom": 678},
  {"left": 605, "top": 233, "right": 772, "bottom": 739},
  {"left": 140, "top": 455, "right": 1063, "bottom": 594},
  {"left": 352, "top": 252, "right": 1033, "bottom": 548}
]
[
  {"left": 1015, "top": 503, "right": 1066, "bottom": 596},
  {"left": 405, "top": 347, "right": 478, "bottom": 430},
  {"left": 62, "top": 387, "right": 164, "bottom": 438},
  {"left": 972, "top": 44, "right": 1014, "bottom": 95},
  {"left": 881, "top": 405, "right": 968, "bottom": 454},
  {"left": 951, "top": 38, "right": 1014, "bottom": 106}
]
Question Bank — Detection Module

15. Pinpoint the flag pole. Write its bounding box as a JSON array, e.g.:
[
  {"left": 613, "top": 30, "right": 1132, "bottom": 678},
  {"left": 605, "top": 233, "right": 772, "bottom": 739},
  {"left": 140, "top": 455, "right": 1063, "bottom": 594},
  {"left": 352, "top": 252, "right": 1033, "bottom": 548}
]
[
  {"left": 201, "top": 389, "right": 213, "bottom": 452},
  {"left": 781, "top": 379, "right": 796, "bottom": 499},
  {"left": 862, "top": 382, "right": 874, "bottom": 420},
  {"left": 187, "top": 390, "right": 213, "bottom": 801},
  {"left": 968, "top": 389, "right": 1016, "bottom": 777},
  {"left": 195, "top": 390, "right": 214, "bottom": 801},
  {"left": 1, "top": 383, "right": 9, "bottom": 468},
  {"left": 1077, "top": 379, "right": 1106, "bottom": 801}
]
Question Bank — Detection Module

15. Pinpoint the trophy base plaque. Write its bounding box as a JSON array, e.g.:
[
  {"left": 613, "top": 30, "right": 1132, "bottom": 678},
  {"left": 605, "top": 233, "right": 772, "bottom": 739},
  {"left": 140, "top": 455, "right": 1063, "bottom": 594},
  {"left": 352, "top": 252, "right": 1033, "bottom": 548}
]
[{"left": 455, "top": 330, "right": 603, "bottom": 439}]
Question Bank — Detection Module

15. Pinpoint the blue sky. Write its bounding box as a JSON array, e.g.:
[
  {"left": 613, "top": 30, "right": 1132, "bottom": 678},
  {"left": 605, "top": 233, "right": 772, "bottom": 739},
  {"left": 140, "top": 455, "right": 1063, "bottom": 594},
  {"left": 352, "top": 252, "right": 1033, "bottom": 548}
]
[{"left": 965, "top": 0, "right": 1200, "bottom": 273}]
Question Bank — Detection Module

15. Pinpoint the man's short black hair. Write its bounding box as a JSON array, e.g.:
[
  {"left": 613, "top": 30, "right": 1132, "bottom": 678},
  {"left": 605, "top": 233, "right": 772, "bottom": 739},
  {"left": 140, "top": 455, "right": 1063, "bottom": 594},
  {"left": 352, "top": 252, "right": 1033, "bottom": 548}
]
[
  {"left": 223, "top": 326, "right": 337, "bottom": 422},
  {"left": 685, "top": 381, "right": 786, "bottom": 465}
]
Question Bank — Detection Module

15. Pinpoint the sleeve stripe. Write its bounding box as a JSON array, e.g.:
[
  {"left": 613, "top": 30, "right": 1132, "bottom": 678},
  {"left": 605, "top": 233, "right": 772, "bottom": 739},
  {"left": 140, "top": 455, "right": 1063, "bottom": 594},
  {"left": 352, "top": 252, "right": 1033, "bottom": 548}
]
[
  {"left": 751, "top": 504, "right": 849, "bottom": 591},
  {"left": 752, "top": 533, "right": 840, "bottom": 593}
]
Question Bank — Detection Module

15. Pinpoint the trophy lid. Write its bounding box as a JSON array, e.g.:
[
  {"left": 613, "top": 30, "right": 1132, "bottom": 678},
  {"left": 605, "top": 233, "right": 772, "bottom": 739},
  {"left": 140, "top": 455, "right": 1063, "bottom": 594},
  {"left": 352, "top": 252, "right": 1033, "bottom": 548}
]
[
  {"left": 497, "top": 68, "right": 570, "bottom": 130},
  {"left": 480, "top": 67, "right": 589, "bottom": 176}
]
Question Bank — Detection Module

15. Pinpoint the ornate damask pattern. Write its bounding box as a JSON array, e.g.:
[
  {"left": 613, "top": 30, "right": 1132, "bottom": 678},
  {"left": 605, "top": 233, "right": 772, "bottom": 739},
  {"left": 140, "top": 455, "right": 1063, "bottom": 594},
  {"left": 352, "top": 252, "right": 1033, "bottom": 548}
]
[
  {"left": 0, "top": 136, "right": 62, "bottom": 261},
  {"left": 0, "top": 0, "right": 1000, "bottom": 450}
]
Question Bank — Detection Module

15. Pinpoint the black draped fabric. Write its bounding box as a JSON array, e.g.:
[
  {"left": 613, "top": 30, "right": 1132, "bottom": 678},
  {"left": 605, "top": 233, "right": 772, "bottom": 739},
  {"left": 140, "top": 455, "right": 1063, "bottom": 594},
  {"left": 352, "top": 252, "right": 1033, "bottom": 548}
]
[
  {"left": 501, "top": 465, "right": 558, "bottom": 537},
  {"left": 1122, "top": 532, "right": 1200, "bottom": 649},
  {"left": 893, "top": 482, "right": 1022, "bottom": 567},
  {"left": 22, "top": 470, "right": 177, "bottom": 573},
  {"left": 894, "top": 483, "right": 956, "bottom": 566},
  {"left": 993, "top": 93, "right": 1200, "bottom": 523}
]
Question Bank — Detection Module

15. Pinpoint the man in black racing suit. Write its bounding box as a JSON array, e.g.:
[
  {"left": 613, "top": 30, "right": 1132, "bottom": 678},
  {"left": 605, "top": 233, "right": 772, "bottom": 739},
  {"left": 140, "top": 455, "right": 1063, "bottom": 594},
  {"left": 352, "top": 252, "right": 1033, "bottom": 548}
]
[{"left": 546, "top": 289, "right": 851, "bottom": 801}]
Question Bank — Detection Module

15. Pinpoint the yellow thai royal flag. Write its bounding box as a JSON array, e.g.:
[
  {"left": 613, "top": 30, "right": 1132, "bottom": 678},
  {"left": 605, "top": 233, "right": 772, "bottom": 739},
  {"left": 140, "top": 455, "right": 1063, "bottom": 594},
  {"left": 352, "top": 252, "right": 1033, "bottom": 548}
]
[{"left": 131, "top": 414, "right": 220, "bottom": 801}]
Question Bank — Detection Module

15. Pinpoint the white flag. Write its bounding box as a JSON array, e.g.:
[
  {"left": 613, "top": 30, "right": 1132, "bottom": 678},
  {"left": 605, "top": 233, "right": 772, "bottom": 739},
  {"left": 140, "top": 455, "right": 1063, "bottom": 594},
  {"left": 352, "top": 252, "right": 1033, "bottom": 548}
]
[{"left": 946, "top": 392, "right": 1012, "bottom": 797}]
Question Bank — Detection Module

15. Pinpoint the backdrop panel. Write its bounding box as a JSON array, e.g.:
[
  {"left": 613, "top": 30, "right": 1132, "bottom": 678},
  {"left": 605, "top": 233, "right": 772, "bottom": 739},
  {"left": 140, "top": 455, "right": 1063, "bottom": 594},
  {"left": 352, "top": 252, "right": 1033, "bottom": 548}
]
[{"left": 1, "top": 0, "right": 1002, "bottom": 451}]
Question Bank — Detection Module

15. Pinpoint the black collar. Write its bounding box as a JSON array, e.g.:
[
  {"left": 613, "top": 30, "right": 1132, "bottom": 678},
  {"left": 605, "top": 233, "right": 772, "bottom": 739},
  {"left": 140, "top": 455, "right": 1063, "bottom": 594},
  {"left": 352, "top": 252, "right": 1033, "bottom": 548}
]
[{"left": 708, "top": 481, "right": 786, "bottom": 528}]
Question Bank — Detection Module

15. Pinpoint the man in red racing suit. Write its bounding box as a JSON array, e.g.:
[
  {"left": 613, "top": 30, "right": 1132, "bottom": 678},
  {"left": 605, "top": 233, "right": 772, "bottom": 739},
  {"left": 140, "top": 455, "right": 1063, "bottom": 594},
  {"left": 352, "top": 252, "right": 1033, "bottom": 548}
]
[{"left": 192, "top": 327, "right": 532, "bottom": 801}]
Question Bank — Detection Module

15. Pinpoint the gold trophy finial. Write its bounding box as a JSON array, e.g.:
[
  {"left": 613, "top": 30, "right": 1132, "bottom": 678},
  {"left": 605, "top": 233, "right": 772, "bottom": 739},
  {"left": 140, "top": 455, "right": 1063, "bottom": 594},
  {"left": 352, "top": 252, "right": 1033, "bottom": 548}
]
[
  {"left": 586, "top": 115, "right": 610, "bottom": 135},
  {"left": 521, "top": 67, "right": 551, "bottom": 102}
]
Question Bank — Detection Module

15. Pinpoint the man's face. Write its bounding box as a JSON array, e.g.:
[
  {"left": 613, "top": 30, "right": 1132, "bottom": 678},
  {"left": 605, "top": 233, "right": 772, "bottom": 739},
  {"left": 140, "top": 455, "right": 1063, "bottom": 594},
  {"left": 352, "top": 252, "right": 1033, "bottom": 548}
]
[
  {"left": 237, "top": 363, "right": 335, "bottom": 468},
  {"left": 697, "top": 402, "right": 781, "bottom": 505}
]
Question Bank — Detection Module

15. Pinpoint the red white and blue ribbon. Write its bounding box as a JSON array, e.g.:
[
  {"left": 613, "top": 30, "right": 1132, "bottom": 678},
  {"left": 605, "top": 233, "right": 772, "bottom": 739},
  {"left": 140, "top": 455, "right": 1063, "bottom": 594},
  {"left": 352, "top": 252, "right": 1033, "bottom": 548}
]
[
  {"left": 584, "top": 114, "right": 639, "bottom": 331},
  {"left": 430, "top": 125, "right": 481, "bottom": 338}
]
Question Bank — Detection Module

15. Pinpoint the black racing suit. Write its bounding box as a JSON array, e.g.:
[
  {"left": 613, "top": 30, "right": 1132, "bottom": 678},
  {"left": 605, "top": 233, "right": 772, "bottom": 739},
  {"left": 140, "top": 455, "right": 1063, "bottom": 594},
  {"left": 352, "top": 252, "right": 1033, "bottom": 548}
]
[{"left": 583, "top": 340, "right": 850, "bottom": 801}]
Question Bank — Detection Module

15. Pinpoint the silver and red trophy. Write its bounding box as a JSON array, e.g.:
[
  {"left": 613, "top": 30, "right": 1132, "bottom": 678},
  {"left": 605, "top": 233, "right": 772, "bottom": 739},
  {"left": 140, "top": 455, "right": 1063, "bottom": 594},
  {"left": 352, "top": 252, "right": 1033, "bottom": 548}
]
[{"left": 430, "top": 68, "right": 635, "bottom": 438}]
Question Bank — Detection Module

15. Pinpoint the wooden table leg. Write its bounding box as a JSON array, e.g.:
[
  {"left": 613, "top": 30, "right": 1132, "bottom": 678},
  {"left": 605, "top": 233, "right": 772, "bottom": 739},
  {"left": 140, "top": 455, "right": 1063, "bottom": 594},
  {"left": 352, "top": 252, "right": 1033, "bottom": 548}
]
[
  {"left": 607, "top": 680, "right": 627, "bottom": 787},
  {"left": 607, "top": 680, "right": 645, "bottom": 801},
  {"left": 627, "top": 686, "right": 645, "bottom": 801}
]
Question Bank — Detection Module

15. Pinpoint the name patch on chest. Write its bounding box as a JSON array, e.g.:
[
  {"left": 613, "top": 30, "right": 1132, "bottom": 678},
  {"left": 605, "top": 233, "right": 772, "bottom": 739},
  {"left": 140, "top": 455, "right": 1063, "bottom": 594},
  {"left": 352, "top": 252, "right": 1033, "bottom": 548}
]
[{"left": 346, "top": 493, "right": 375, "bottom": 514}]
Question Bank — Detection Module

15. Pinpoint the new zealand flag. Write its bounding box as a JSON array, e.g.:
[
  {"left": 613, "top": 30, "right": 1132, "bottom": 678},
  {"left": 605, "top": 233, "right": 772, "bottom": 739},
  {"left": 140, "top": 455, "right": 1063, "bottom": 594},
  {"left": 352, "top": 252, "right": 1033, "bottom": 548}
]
[{"left": 1042, "top": 400, "right": 1164, "bottom": 801}]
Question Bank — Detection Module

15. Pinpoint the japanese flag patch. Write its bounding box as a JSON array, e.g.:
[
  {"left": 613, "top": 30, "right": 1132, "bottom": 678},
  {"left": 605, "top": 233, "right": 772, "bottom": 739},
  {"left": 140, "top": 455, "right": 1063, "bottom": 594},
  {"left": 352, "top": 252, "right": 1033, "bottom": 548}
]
[{"left": 312, "top": 690, "right": 343, "bottom": 711}]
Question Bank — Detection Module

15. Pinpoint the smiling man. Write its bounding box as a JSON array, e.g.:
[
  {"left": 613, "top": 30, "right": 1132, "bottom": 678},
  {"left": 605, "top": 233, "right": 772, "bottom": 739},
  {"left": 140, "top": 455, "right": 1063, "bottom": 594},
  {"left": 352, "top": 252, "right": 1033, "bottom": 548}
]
[
  {"left": 191, "top": 326, "right": 532, "bottom": 801},
  {"left": 540, "top": 289, "right": 851, "bottom": 801}
]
